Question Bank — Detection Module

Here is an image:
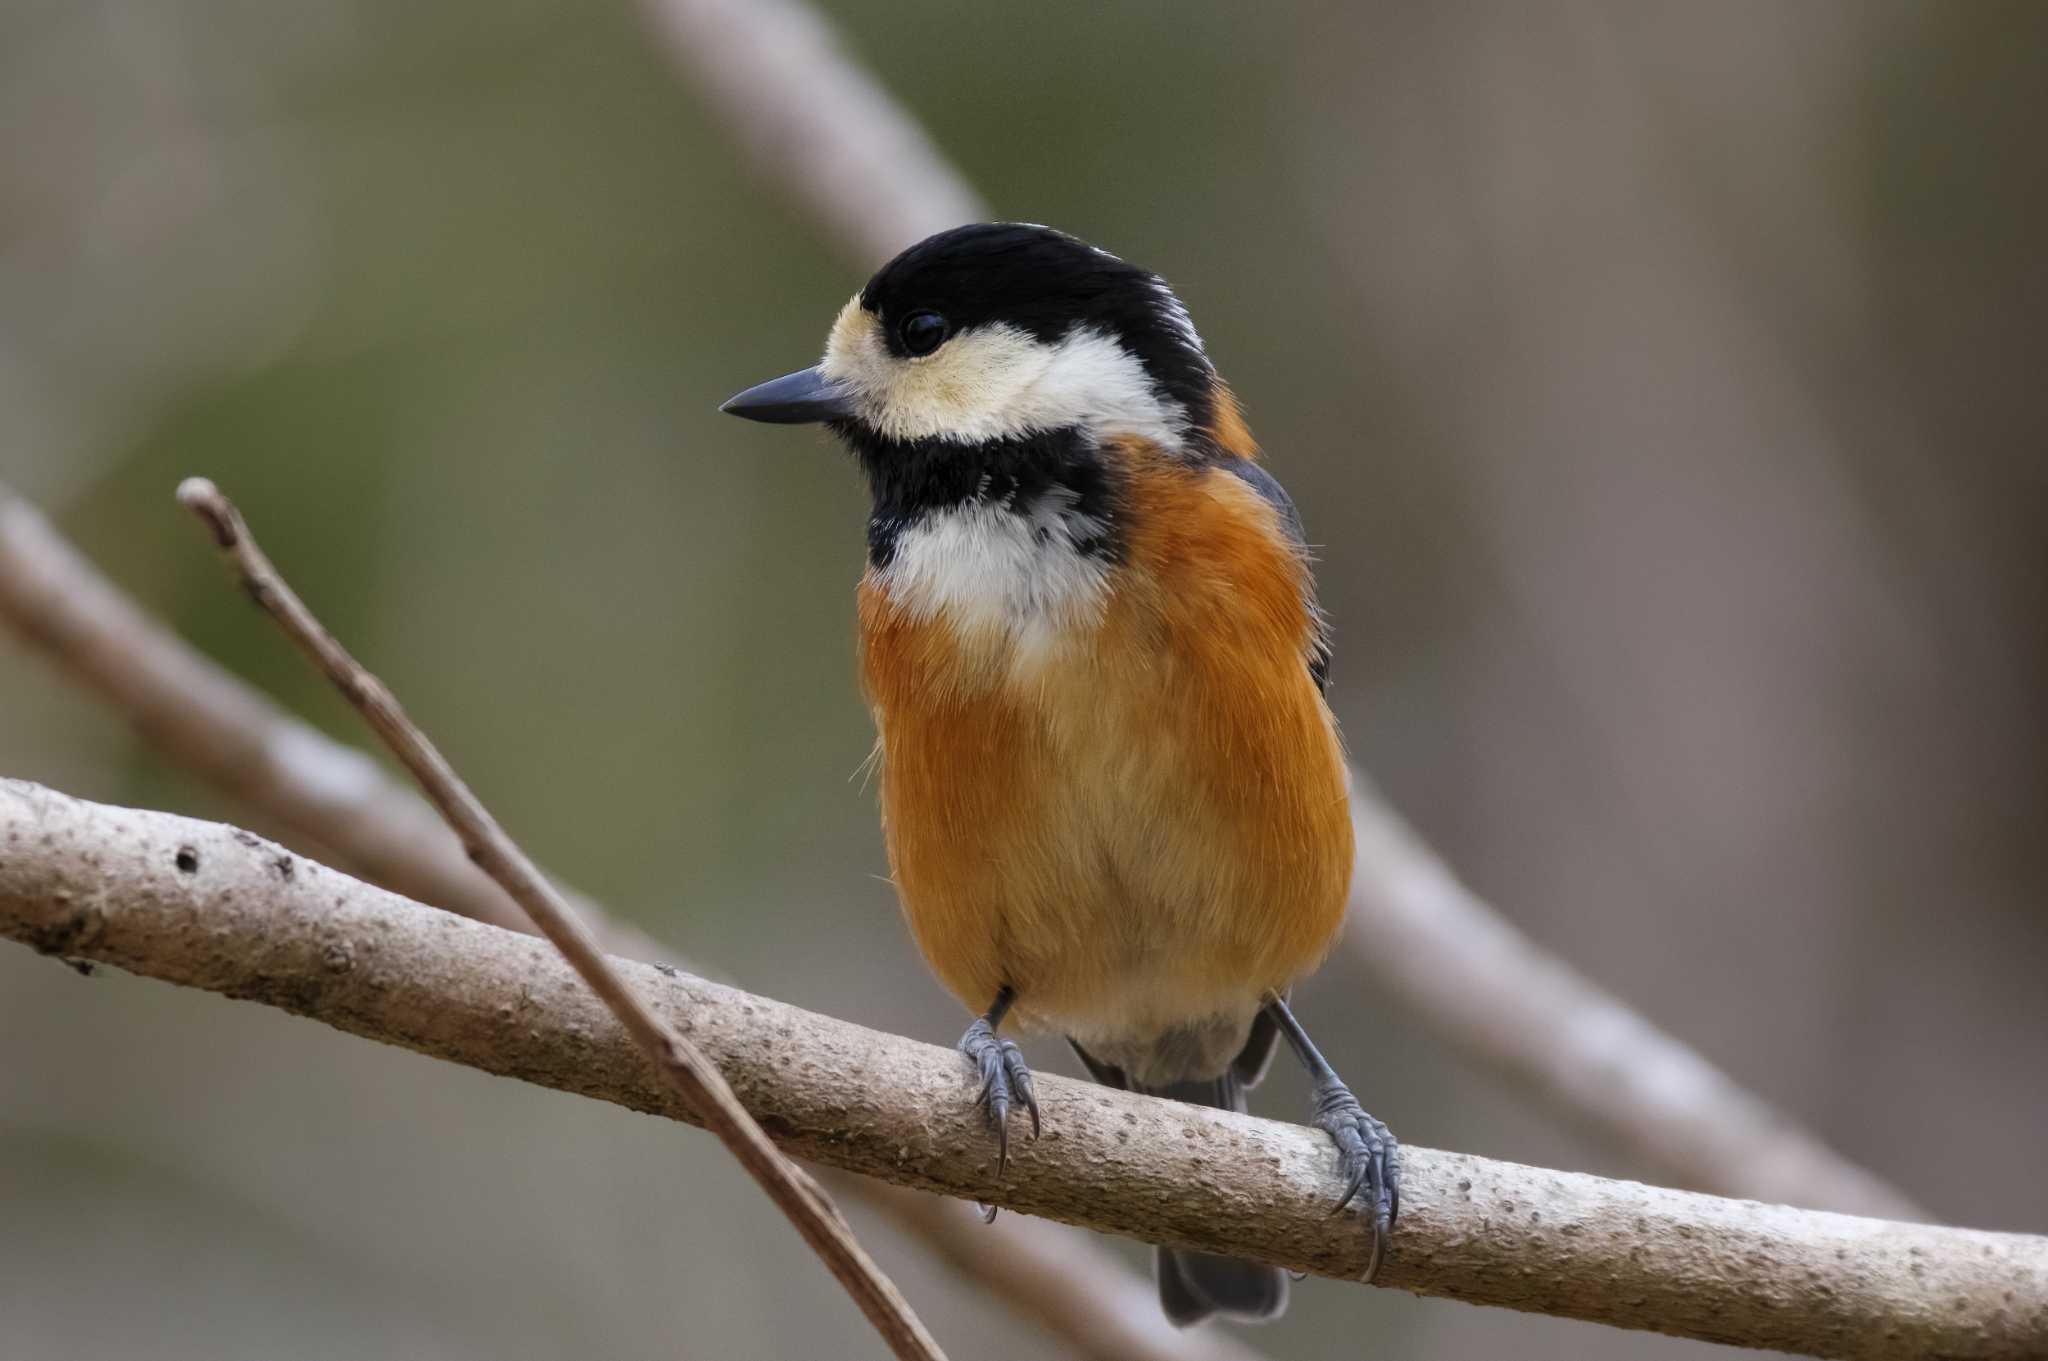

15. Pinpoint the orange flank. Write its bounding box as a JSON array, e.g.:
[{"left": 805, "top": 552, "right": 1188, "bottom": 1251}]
[
  {"left": 1205, "top": 379, "right": 1261, "bottom": 461},
  {"left": 856, "top": 430, "right": 1351, "bottom": 1055}
]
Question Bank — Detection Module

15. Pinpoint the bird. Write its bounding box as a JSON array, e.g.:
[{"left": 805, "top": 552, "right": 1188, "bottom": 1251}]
[{"left": 721, "top": 222, "right": 1397, "bottom": 1325}]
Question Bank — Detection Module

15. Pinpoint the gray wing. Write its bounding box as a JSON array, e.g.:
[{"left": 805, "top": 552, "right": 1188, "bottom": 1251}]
[{"left": 1224, "top": 460, "right": 1332, "bottom": 692}]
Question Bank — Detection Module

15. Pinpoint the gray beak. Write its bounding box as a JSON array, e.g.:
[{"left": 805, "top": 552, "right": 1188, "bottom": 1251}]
[{"left": 719, "top": 366, "right": 856, "bottom": 424}]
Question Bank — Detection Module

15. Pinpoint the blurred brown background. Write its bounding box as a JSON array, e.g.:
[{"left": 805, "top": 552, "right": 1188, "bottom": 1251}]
[{"left": 3, "top": 2, "right": 2044, "bottom": 1357}]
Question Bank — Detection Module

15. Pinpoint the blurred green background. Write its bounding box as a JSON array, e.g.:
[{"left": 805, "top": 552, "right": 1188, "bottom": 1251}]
[{"left": 4, "top": 2, "right": 2045, "bottom": 1357}]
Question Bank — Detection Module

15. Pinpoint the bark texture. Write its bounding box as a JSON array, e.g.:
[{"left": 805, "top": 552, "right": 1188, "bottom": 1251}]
[{"left": 4, "top": 781, "right": 2041, "bottom": 1360}]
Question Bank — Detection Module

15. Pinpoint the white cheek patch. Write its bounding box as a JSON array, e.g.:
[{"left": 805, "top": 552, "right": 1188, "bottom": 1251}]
[
  {"left": 821, "top": 298, "right": 1189, "bottom": 448},
  {"left": 877, "top": 496, "right": 1111, "bottom": 665},
  {"left": 1014, "top": 326, "right": 1184, "bottom": 448}
]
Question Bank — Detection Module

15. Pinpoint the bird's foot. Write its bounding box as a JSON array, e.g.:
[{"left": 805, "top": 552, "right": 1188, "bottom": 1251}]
[
  {"left": 1309, "top": 1075, "right": 1400, "bottom": 1280},
  {"left": 958, "top": 1015, "right": 1039, "bottom": 1194}
]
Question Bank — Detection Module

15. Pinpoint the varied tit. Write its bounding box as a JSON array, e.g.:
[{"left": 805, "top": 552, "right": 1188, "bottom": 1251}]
[{"left": 723, "top": 222, "right": 1397, "bottom": 1325}]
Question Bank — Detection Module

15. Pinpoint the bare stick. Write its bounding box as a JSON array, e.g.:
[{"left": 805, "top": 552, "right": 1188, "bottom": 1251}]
[
  {"left": 0, "top": 486, "right": 663, "bottom": 961},
  {"left": 1343, "top": 772, "right": 1924, "bottom": 1220},
  {"left": 0, "top": 482, "right": 1257, "bottom": 1361},
  {"left": 170, "top": 479, "right": 944, "bottom": 1361},
  {"left": 0, "top": 482, "right": 1918, "bottom": 1223},
  {"left": 634, "top": 0, "right": 988, "bottom": 265},
  {"left": 5, "top": 783, "right": 2043, "bottom": 1361}
]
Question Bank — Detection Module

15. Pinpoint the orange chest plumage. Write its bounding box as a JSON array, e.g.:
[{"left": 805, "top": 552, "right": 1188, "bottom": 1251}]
[{"left": 857, "top": 443, "right": 1352, "bottom": 1045}]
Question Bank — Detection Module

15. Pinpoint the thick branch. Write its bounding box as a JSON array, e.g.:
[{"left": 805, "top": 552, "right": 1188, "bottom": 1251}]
[{"left": 4, "top": 783, "right": 2042, "bottom": 1361}]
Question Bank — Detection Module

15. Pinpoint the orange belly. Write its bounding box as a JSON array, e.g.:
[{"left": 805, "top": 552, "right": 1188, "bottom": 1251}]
[{"left": 857, "top": 450, "right": 1352, "bottom": 1049}]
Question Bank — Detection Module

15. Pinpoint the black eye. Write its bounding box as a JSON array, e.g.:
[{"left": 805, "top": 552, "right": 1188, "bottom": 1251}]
[{"left": 899, "top": 310, "right": 950, "bottom": 357}]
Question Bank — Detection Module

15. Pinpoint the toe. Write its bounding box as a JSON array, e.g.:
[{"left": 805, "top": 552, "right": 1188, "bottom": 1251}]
[
  {"left": 1002, "top": 1043, "right": 1041, "bottom": 1138},
  {"left": 1333, "top": 1142, "right": 1379, "bottom": 1216},
  {"left": 1384, "top": 1144, "right": 1402, "bottom": 1228},
  {"left": 958, "top": 1022, "right": 1041, "bottom": 1180}
]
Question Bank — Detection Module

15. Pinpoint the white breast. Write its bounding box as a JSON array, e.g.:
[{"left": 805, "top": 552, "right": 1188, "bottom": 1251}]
[{"left": 875, "top": 493, "right": 1110, "bottom": 668}]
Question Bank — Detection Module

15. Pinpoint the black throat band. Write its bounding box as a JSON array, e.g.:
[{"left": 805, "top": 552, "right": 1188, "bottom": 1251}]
[{"left": 835, "top": 422, "right": 1125, "bottom": 569}]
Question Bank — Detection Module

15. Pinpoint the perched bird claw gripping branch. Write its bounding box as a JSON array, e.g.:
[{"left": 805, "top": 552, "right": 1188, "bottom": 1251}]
[
  {"left": 724, "top": 223, "right": 1399, "bottom": 1325},
  {"left": 959, "top": 984, "right": 1039, "bottom": 1190}
]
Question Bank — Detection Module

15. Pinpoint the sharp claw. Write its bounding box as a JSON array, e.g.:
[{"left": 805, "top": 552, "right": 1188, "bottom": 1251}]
[
  {"left": 1362, "top": 1221, "right": 1385, "bottom": 1284},
  {"left": 1332, "top": 1163, "right": 1365, "bottom": 1216},
  {"left": 1010, "top": 1052, "right": 1041, "bottom": 1138}
]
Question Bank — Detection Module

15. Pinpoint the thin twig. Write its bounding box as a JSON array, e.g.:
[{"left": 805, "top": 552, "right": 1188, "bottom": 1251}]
[
  {"left": 0, "top": 481, "right": 1256, "bottom": 1361},
  {"left": 171, "top": 478, "right": 945, "bottom": 1361},
  {"left": 5, "top": 783, "right": 2043, "bottom": 1361},
  {"left": 0, "top": 484, "right": 663, "bottom": 961}
]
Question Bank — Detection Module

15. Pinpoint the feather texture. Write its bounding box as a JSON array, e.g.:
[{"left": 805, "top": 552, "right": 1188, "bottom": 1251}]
[{"left": 858, "top": 433, "right": 1351, "bottom": 1080}]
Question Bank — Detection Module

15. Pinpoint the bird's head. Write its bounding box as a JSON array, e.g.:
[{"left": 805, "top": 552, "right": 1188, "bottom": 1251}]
[
  {"left": 722, "top": 222, "right": 1222, "bottom": 455},
  {"left": 722, "top": 223, "right": 1254, "bottom": 577}
]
